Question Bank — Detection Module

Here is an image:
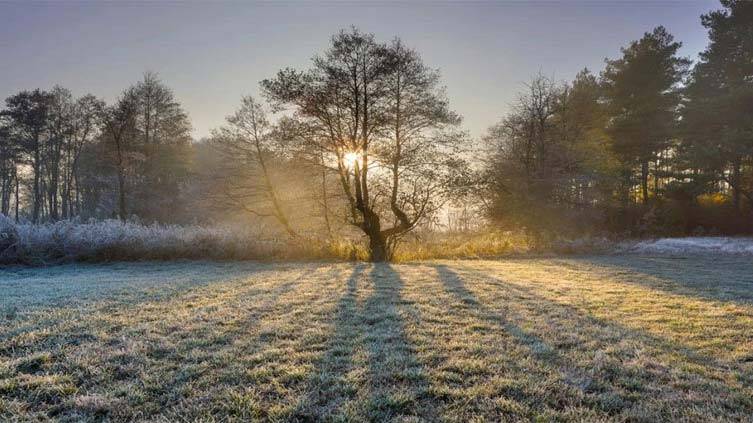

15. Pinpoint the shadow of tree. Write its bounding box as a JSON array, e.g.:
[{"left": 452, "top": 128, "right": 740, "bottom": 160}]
[
  {"left": 431, "top": 264, "right": 626, "bottom": 417},
  {"left": 362, "top": 263, "right": 436, "bottom": 421},
  {"left": 0, "top": 261, "right": 280, "bottom": 349},
  {"left": 562, "top": 255, "right": 753, "bottom": 305},
  {"left": 146, "top": 267, "right": 316, "bottom": 417},
  {"left": 434, "top": 264, "right": 557, "bottom": 360},
  {"left": 1, "top": 264, "right": 332, "bottom": 422},
  {"left": 292, "top": 263, "right": 437, "bottom": 422},
  {"left": 432, "top": 264, "right": 753, "bottom": 420},
  {"left": 291, "top": 264, "right": 365, "bottom": 420}
]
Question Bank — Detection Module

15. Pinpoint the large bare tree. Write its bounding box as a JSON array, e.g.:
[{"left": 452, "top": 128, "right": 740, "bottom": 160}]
[
  {"left": 262, "top": 28, "right": 463, "bottom": 260},
  {"left": 101, "top": 89, "right": 138, "bottom": 221},
  {"left": 209, "top": 96, "right": 298, "bottom": 237}
]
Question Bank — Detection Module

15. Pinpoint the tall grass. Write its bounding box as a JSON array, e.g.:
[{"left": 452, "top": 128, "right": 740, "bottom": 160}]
[
  {"left": 0, "top": 216, "right": 364, "bottom": 265},
  {"left": 391, "top": 231, "right": 617, "bottom": 262},
  {"left": 391, "top": 230, "right": 534, "bottom": 261},
  {"left": 0, "top": 216, "right": 618, "bottom": 265}
]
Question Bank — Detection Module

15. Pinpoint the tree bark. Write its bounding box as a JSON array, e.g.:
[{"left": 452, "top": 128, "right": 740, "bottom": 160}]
[
  {"left": 732, "top": 158, "right": 741, "bottom": 211},
  {"left": 369, "top": 233, "right": 388, "bottom": 262},
  {"left": 117, "top": 167, "right": 127, "bottom": 222},
  {"left": 653, "top": 159, "right": 659, "bottom": 198},
  {"left": 115, "top": 138, "right": 127, "bottom": 222},
  {"left": 363, "top": 209, "right": 387, "bottom": 261},
  {"left": 32, "top": 135, "right": 41, "bottom": 223},
  {"left": 641, "top": 160, "right": 649, "bottom": 205},
  {"left": 14, "top": 172, "right": 19, "bottom": 222},
  {"left": 321, "top": 162, "right": 332, "bottom": 237}
]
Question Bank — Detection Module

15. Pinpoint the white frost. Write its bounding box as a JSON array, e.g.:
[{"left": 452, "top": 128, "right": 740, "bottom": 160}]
[
  {"left": 0, "top": 215, "right": 283, "bottom": 264},
  {"left": 628, "top": 237, "right": 753, "bottom": 255}
]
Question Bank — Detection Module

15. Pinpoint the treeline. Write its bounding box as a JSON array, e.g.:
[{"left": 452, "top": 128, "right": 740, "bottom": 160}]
[
  {"left": 0, "top": 73, "right": 197, "bottom": 224},
  {"left": 0, "top": 0, "right": 751, "bottom": 252},
  {"left": 483, "top": 1, "right": 752, "bottom": 236}
]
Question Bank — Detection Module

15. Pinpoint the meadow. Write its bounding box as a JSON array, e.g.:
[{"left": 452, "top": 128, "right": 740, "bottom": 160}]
[{"left": 1, "top": 254, "right": 752, "bottom": 422}]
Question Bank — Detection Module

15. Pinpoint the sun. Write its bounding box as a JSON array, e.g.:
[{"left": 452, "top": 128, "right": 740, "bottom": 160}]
[{"left": 343, "top": 151, "right": 360, "bottom": 169}]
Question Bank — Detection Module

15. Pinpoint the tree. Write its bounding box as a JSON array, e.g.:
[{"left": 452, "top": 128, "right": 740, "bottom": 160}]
[
  {"left": 209, "top": 96, "right": 297, "bottom": 236},
  {"left": 486, "top": 74, "right": 562, "bottom": 204},
  {"left": 61, "top": 94, "right": 104, "bottom": 218},
  {"left": 130, "top": 72, "right": 192, "bottom": 221},
  {"left": 101, "top": 89, "right": 138, "bottom": 221},
  {"left": 682, "top": 0, "right": 753, "bottom": 213},
  {"left": 484, "top": 72, "right": 617, "bottom": 235},
  {"left": 46, "top": 86, "right": 74, "bottom": 221},
  {"left": 1, "top": 89, "right": 54, "bottom": 222},
  {"left": 0, "top": 123, "right": 20, "bottom": 218},
  {"left": 602, "top": 26, "right": 690, "bottom": 205},
  {"left": 262, "top": 28, "right": 463, "bottom": 260},
  {"left": 556, "top": 70, "right": 619, "bottom": 210}
]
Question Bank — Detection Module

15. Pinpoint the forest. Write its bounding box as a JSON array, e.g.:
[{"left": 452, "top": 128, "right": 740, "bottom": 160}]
[{"left": 0, "top": 0, "right": 751, "bottom": 262}]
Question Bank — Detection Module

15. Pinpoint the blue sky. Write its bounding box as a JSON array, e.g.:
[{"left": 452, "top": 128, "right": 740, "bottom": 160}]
[{"left": 0, "top": 0, "right": 719, "bottom": 139}]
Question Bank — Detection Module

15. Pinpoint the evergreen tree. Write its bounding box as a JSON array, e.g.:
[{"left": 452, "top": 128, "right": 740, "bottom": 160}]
[
  {"left": 602, "top": 26, "right": 690, "bottom": 204},
  {"left": 683, "top": 0, "right": 753, "bottom": 212}
]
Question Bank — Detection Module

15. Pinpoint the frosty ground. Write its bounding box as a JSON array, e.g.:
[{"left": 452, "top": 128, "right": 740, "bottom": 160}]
[{"left": 1, "top": 255, "right": 752, "bottom": 422}]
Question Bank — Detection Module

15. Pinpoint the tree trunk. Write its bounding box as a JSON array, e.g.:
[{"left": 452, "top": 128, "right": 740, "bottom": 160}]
[
  {"left": 368, "top": 230, "right": 388, "bottom": 262},
  {"left": 14, "top": 173, "right": 19, "bottom": 222},
  {"left": 32, "top": 141, "right": 41, "bottom": 223},
  {"left": 641, "top": 160, "right": 649, "bottom": 205},
  {"left": 254, "top": 140, "right": 297, "bottom": 238},
  {"left": 732, "top": 159, "right": 741, "bottom": 211},
  {"left": 61, "top": 180, "right": 69, "bottom": 220},
  {"left": 1, "top": 171, "right": 9, "bottom": 215},
  {"left": 117, "top": 168, "right": 127, "bottom": 222},
  {"left": 321, "top": 164, "right": 332, "bottom": 237},
  {"left": 362, "top": 207, "right": 388, "bottom": 262},
  {"left": 653, "top": 159, "right": 659, "bottom": 198},
  {"left": 49, "top": 178, "right": 59, "bottom": 221},
  {"left": 74, "top": 168, "right": 81, "bottom": 216}
]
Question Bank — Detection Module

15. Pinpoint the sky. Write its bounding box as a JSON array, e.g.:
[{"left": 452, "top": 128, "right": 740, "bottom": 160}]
[{"left": 0, "top": 0, "right": 720, "bottom": 140}]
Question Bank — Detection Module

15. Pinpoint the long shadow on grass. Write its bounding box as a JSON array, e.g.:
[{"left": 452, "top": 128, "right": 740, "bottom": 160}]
[
  {"left": 0, "top": 261, "right": 279, "bottom": 350},
  {"left": 361, "top": 263, "right": 436, "bottom": 421},
  {"left": 4, "top": 265, "right": 325, "bottom": 422},
  {"left": 141, "top": 271, "right": 313, "bottom": 417},
  {"left": 153, "top": 265, "right": 330, "bottom": 402},
  {"left": 291, "top": 264, "right": 365, "bottom": 420},
  {"left": 433, "top": 264, "right": 753, "bottom": 419},
  {"left": 293, "top": 263, "right": 436, "bottom": 422},
  {"left": 0, "top": 261, "right": 278, "bottom": 311},
  {"left": 433, "top": 264, "right": 626, "bottom": 415},
  {"left": 561, "top": 255, "right": 753, "bottom": 305},
  {"left": 157, "top": 265, "right": 321, "bottom": 361}
]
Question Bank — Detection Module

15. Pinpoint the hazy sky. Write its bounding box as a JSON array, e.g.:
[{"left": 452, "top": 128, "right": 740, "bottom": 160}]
[{"left": 0, "top": 0, "right": 719, "bottom": 139}]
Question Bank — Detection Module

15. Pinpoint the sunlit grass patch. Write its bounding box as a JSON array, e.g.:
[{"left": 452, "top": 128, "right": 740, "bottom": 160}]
[{"left": 0, "top": 255, "right": 751, "bottom": 421}]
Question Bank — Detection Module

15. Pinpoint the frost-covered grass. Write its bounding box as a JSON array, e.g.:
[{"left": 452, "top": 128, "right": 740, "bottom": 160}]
[
  {"left": 0, "top": 216, "right": 354, "bottom": 265},
  {"left": 627, "top": 236, "right": 753, "bottom": 255},
  {"left": 1, "top": 256, "right": 752, "bottom": 421},
  {"left": 0, "top": 217, "right": 617, "bottom": 265}
]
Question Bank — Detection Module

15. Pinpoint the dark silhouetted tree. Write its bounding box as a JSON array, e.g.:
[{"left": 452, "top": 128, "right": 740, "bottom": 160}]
[
  {"left": 602, "top": 26, "right": 690, "bottom": 205},
  {"left": 1, "top": 89, "right": 54, "bottom": 222},
  {"left": 682, "top": 0, "right": 753, "bottom": 213},
  {"left": 263, "top": 28, "right": 463, "bottom": 260}
]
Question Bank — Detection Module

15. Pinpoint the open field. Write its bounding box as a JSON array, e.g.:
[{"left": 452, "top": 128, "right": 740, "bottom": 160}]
[{"left": 1, "top": 255, "right": 752, "bottom": 422}]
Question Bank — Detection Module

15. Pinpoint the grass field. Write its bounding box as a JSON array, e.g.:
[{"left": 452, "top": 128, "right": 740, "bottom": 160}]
[{"left": 1, "top": 255, "right": 752, "bottom": 422}]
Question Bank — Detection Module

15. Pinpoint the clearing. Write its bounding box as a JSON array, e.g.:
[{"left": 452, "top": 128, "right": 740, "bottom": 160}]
[{"left": 1, "top": 256, "right": 752, "bottom": 422}]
